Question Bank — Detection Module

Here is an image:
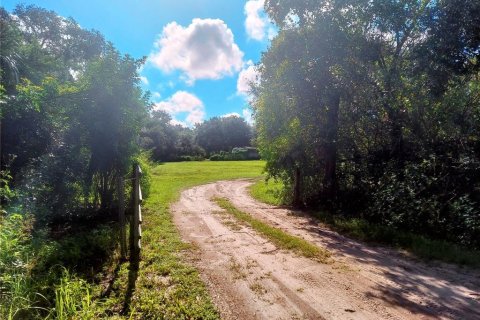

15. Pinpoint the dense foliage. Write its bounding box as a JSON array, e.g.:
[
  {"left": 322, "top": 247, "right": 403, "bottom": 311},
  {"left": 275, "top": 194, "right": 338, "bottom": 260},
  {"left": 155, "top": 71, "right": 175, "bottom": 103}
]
[
  {"left": 195, "top": 116, "right": 253, "bottom": 156},
  {"left": 0, "top": 5, "right": 149, "bottom": 318},
  {"left": 140, "top": 110, "right": 205, "bottom": 162},
  {"left": 254, "top": 0, "right": 480, "bottom": 248},
  {"left": 1, "top": 5, "right": 148, "bottom": 218},
  {"left": 141, "top": 113, "right": 254, "bottom": 161}
]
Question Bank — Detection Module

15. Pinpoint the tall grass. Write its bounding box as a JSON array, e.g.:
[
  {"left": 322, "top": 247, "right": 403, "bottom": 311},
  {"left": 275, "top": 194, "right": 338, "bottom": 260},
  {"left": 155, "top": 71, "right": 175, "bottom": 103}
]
[
  {"left": 0, "top": 213, "right": 42, "bottom": 319},
  {"left": 0, "top": 210, "right": 114, "bottom": 319},
  {"left": 53, "top": 269, "right": 95, "bottom": 320}
]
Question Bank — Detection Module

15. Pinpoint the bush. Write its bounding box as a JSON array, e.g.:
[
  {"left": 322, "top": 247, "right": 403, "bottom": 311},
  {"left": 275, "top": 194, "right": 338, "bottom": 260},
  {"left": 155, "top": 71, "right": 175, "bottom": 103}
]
[
  {"left": 176, "top": 155, "right": 205, "bottom": 162},
  {"left": 369, "top": 155, "right": 480, "bottom": 248},
  {"left": 0, "top": 212, "right": 41, "bottom": 320},
  {"left": 134, "top": 152, "right": 153, "bottom": 200},
  {"left": 210, "top": 147, "right": 260, "bottom": 161}
]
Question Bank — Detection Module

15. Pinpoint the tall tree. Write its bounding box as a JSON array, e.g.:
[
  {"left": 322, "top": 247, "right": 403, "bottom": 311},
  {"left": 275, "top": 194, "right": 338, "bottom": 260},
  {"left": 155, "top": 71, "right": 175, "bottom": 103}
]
[
  {"left": 195, "top": 116, "right": 252, "bottom": 155},
  {"left": 256, "top": 0, "right": 480, "bottom": 247}
]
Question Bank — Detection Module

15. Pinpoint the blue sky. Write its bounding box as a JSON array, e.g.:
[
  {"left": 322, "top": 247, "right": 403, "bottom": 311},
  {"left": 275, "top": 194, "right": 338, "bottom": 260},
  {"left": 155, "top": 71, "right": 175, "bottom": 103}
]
[{"left": 3, "top": 0, "right": 274, "bottom": 126}]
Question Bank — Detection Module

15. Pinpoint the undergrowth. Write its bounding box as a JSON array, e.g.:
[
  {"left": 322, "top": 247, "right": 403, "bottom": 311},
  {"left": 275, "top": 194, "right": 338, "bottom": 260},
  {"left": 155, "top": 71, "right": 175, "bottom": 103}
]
[
  {"left": 313, "top": 212, "right": 480, "bottom": 268},
  {"left": 248, "top": 178, "right": 480, "bottom": 268},
  {"left": 249, "top": 179, "right": 285, "bottom": 206}
]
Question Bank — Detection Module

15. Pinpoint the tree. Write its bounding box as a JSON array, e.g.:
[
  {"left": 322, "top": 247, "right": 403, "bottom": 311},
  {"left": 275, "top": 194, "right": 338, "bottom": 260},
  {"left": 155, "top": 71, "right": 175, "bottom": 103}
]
[
  {"left": 195, "top": 116, "right": 252, "bottom": 155},
  {"left": 256, "top": 0, "right": 480, "bottom": 247},
  {"left": 78, "top": 47, "right": 148, "bottom": 210},
  {"left": 1, "top": 5, "right": 149, "bottom": 217}
]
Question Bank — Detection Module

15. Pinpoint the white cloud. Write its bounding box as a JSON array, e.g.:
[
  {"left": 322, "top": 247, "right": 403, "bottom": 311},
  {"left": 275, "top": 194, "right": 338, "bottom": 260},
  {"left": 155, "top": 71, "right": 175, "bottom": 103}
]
[
  {"left": 242, "top": 108, "right": 254, "bottom": 125},
  {"left": 237, "top": 60, "right": 260, "bottom": 97},
  {"left": 245, "top": 0, "right": 266, "bottom": 40},
  {"left": 244, "top": 0, "right": 275, "bottom": 41},
  {"left": 139, "top": 76, "right": 149, "bottom": 85},
  {"left": 153, "top": 91, "right": 205, "bottom": 127},
  {"left": 152, "top": 91, "right": 161, "bottom": 100},
  {"left": 148, "top": 18, "right": 244, "bottom": 84},
  {"left": 221, "top": 112, "right": 241, "bottom": 118}
]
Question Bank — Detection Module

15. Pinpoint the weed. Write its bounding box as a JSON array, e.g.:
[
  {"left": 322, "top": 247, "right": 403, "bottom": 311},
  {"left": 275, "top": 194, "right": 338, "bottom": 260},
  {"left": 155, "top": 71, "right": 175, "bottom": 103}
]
[
  {"left": 53, "top": 268, "right": 96, "bottom": 320},
  {"left": 249, "top": 282, "right": 267, "bottom": 296},
  {"left": 229, "top": 258, "right": 247, "bottom": 280},
  {"left": 249, "top": 178, "right": 480, "bottom": 268},
  {"left": 312, "top": 211, "right": 480, "bottom": 268}
]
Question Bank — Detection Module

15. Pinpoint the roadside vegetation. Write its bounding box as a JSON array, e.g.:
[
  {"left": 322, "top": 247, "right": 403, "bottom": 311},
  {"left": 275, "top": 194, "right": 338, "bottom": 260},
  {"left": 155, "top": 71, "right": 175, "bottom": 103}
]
[
  {"left": 253, "top": 0, "right": 480, "bottom": 252},
  {"left": 250, "top": 180, "right": 480, "bottom": 267}
]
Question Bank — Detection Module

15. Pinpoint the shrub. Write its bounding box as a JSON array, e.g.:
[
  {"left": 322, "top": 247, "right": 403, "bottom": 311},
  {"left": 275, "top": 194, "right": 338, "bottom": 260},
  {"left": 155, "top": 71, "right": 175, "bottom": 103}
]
[
  {"left": 134, "top": 152, "right": 153, "bottom": 200},
  {"left": 210, "top": 147, "right": 260, "bottom": 161},
  {"left": 369, "top": 155, "right": 480, "bottom": 248}
]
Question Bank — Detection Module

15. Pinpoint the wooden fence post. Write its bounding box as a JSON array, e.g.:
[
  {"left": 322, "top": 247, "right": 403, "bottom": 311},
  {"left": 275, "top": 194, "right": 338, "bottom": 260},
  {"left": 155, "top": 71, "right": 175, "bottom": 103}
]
[
  {"left": 131, "top": 165, "right": 143, "bottom": 260},
  {"left": 117, "top": 176, "right": 127, "bottom": 260}
]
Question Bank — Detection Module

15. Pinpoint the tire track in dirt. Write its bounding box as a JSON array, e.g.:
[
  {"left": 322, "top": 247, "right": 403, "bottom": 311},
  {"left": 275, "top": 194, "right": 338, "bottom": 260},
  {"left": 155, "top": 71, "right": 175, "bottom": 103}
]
[{"left": 171, "top": 179, "right": 480, "bottom": 320}]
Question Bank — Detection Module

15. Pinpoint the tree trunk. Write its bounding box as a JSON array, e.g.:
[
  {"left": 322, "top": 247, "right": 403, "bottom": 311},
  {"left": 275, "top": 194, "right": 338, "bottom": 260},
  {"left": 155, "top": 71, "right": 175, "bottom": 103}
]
[
  {"left": 292, "top": 166, "right": 301, "bottom": 207},
  {"left": 390, "top": 115, "right": 405, "bottom": 167},
  {"left": 323, "top": 92, "right": 340, "bottom": 201}
]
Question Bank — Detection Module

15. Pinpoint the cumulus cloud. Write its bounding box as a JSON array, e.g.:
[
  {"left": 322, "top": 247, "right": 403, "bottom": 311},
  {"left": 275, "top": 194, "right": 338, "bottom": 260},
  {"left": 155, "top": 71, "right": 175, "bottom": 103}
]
[
  {"left": 153, "top": 91, "right": 205, "bottom": 127},
  {"left": 244, "top": 0, "right": 275, "bottom": 41},
  {"left": 242, "top": 108, "right": 254, "bottom": 125},
  {"left": 149, "top": 18, "right": 244, "bottom": 84},
  {"left": 221, "top": 112, "right": 241, "bottom": 118},
  {"left": 139, "top": 76, "right": 149, "bottom": 85},
  {"left": 245, "top": 0, "right": 266, "bottom": 40},
  {"left": 151, "top": 91, "right": 161, "bottom": 100},
  {"left": 237, "top": 60, "right": 260, "bottom": 97}
]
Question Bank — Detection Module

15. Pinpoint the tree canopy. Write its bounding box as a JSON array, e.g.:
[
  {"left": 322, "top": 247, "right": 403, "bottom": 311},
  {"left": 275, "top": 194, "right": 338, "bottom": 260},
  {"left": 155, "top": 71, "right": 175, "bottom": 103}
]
[
  {"left": 1, "top": 5, "right": 148, "bottom": 217},
  {"left": 254, "top": 0, "right": 480, "bottom": 247}
]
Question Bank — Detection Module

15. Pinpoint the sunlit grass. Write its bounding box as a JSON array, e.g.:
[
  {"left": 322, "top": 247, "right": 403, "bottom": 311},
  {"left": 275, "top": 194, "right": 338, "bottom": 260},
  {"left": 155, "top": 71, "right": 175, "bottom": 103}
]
[
  {"left": 213, "top": 197, "right": 331, "bottom": 262},
  {"left": 123, "top": 160, "right": 266, "bottom": 318},
  {"left": 249, "top": 179, "right": 285, "bottom": 206}
]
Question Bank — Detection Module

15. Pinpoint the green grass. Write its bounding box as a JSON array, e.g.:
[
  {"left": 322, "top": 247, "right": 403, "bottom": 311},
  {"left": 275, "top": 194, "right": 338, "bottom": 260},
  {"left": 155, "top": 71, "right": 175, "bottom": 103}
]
[
  {"left": 213, "top": 197, "right": 331, "bottom": 262},
  {"left": 249, "top": 179, "right": 285, "bottom": 206},
  {"left": 1, "top": 160, "right": 267, "bottom": 319},
  {"left": 247, "top": 179, "right": 480, "bottom": 268},
  {"left": 118, "top": 160, "right": 267, "bottom": 319},
  {"left": 313, "top": 212, "right": 480, "bottom": 268}
]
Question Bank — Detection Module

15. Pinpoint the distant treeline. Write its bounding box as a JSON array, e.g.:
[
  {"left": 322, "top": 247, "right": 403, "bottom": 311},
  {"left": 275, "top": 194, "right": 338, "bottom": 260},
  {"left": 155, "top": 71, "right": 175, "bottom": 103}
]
[{"left": 140, "top": 111, "right": 257, "bottom": 162}]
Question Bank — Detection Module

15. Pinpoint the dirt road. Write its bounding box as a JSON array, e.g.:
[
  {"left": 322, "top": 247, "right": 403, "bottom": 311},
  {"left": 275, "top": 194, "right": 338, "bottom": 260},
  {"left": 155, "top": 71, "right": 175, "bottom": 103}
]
[{"left": 172, "top": 179, "right": 480, "bottom": 320}]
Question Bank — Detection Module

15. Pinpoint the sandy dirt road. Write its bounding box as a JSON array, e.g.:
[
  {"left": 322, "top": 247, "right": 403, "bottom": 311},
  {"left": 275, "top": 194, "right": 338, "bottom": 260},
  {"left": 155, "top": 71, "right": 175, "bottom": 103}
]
[{"left": 172, "top": 179, "right": 480, "bottom": 320}]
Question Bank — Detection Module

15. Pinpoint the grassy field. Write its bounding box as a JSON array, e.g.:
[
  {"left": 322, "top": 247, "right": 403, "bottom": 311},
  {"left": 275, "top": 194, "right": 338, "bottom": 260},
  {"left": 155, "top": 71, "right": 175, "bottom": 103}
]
[
  {"left": 249, "top": 179, "right": 285, "bottom": 206},
  {"left": 117, "top": 160, "right": 266, "bottom": 318}
]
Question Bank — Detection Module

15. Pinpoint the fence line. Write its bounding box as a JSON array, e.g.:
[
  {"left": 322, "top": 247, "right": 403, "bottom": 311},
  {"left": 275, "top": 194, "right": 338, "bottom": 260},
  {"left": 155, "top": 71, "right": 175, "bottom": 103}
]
[{"left": 118, "top": 164, "right": 142, "bottom": 262}]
